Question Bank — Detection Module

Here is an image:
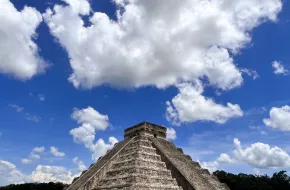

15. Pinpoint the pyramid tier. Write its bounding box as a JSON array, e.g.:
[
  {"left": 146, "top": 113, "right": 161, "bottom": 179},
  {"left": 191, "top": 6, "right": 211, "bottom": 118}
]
[
  {"left": 105, "top": 165, "right": 173, "bottom": 178},
  {"left": 120, "top": 150, "right": 161, "bottom": 161},
  {"left": 98, "top": 173, "right": 179, "bottom": 187},
  {"left": 95, "top": 137, "right": 182, "bottom": 189},
  {"left": 112, "top": 158, "right": 166, "bottom": 168},
  {"left": 95, "top": 183, "right": 183, "bottom": 190}
]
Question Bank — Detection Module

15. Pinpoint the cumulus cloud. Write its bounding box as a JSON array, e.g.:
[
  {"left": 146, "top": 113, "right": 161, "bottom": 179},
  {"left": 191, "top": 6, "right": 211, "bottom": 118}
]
[
  {"left": 21, "top": 146, "right": 45, "bottom": 163},
  {"left": 29, "top": 165, "right": 75, "bottom": 184},
  {"left": 272, "top": 61, "right": 288, "bottom": 75},
  {"left": 90, "top": 137, "right": 118, "bottom": 161},
  {"left": 73, "top": 157, "right": 86, "bottom": 172},
  {"left": 263, "top": 105, "right": 290, "bottom": 131},
  {"left": 198, "top": 160, "right": 219, "bottom": 173},
  {"left": 218, "top": 138, "right": 290, "bottom": 168},
  {"left": 0, "top": 160, "right": 27, "bottom": 186},
  {"left": 33, "top": 147, "right": 45, "bottom": 153},
  {"left": 8, "top": 104, "right": 24, "bottom": 112},
  {"left": 166, "top": 81, "right": 243, "bottom": 125},
  {"left": 70, "top": 107, "right": 118, "bottom": 160},
  {"left": 166, "top": 128, "right": 177, "bottom": 140},
  {"left": 50, "top": 147, "right": 65, "bottom": 157},
  {"left": 43, "top": 0, "right": 282, "bottom": 90},
  {"left": 217, "top": 153, "right": 235, "bottom": 164},
  {"left": 21, "top": 159, "right": 32, "bottom": 164},
  {"left": 0, "top": 160, "right": 79, "bottom": 186},
  {"left": 0, "top": 0, "right": 47, "bottom": 79}
]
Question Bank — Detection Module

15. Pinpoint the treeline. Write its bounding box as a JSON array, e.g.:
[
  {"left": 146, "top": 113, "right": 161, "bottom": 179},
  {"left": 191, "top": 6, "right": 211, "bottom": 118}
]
[
  {"left": 214, "top": 170, "right": 290, "bottom": 190},
  {"left": 0, "top": 171, "right": 290, "bottom": 190},
  {"left": 0, "top": 182, "right": 68, "bottom": 190}
]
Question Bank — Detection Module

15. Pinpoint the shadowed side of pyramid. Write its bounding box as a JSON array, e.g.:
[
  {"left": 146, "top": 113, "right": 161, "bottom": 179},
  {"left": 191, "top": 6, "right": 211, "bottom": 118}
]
[{"left": 66, "top": 121, "right": 229, "bottom": 190}]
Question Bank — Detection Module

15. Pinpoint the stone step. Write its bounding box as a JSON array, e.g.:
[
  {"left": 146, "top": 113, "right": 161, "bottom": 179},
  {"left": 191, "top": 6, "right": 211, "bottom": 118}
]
[
  {"left": 98, "top": 174, "right": 178, "bottom": 187},
  {"left": 124, "top": 146, "right": 156, "bottom": 154},
  {"left": 131, "top": 183, "right": 182, "bottom": 190},
  {"left": 120, "top": 151, "right": 161, "bottom": 161},
  {"left": 106, "top": 166, "right": 172, "bottom": 178},
  {"left": 112, "top": 158, "right": 166, "bottom": 169},
  {"left": 127, "top": 140, "right": 152, "bottom": 148},
  {"left": 96, "top": 183, "right": 182, "bottom": 190}
]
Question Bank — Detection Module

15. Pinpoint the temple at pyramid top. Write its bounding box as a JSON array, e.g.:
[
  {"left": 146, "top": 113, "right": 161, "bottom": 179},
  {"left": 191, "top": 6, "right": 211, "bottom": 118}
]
[
  {"left": 66, "top": 121, "right": 229, "bottom": 190},
  {"left": 124, "top": 121, "right": 167, "bottom": 140}
]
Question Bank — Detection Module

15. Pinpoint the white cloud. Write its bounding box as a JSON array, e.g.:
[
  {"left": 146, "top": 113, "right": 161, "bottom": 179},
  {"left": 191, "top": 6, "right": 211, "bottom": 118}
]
[
  {"left": 73, "top": 157, "right": 86, "bottom": 171},
  {"left": 29, "top": 93, "right": 45, "bottom": 101},
  {"left": 38, "top": 94, "right": 45, "bottom": 101},
  {"left": 0, "top": 160, "right": 26, "bottom": 186},
  {"left": 44, "top": 0, "right": 281, "bottom": 90},
  {"left": 29, "top": 165, "right": 75, "bottom": 184},
  {"left": 219, "top": 138, "right": 290, "bottom": 168},
  {"left": 261, "top": 131, "right": 268, "bottom": 136},
  {"left": 90, "top": 137, "right": 118, "bottom": 161},
  {"left": 166, "top": 128, "right": 176, "bottom": 140},
  {"left": 272, "top": 61, "right": 288, "bottom": 75},
  {"left": 25, "top": 113, "right": 41, "bottom": 123},
  {"left": 0, "top": 160, "right": 78, "bottom": 186},
  {"left": 50, "top": 147, "right": 65, "bottom": 157},
  {"left": 263, "top": 105, "right": 290, "bottom": 131},
  {"left": 198, "top": 160, "right": 219, "bottom": 173},
  {"left": 21, "top": 159, "right": 32, "bottom": 164},
  {"left": 70, "top": 107, "right": 109, "bottom": 145},
  {"left": 22, "top": 146, "right": 45, "bottom": 161},
  {"left": 241, "top": 68, "right": 259, "bottom": 80},
  {"left": 8, "top": 104, "right": 24, "bottom": 112},
  {"left": 217, "top": 153, "right": 235, "bottom": 164},
  {"left": 166, "top": 81, "right": 243, "bottom": 125},
  {"left": 33, "top": 147, "right": 45, "bottom": 153},
  {"left": 0, "top": 0, "right": 47, "bottom": 80},
  {"left": 30, "top": 152, "right": 40, "bottom": 160},
  {"left": 70, "top": 107, "right": 118, "bottom": 160}
]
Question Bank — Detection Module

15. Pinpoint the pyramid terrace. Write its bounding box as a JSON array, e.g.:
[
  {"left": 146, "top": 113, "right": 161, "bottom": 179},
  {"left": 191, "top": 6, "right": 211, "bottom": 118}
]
[{"left": 66, "top": 121, "right": 229, "bottom": 190}]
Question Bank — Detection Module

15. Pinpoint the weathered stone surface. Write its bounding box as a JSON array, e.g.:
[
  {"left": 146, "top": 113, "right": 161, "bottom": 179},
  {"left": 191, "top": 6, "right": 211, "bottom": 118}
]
[
  {"left": 67, "top": 139, "right": 133, "bottom": 190},
  {"left": 67, "top": 121, "right": 229, "bottom": 190}
]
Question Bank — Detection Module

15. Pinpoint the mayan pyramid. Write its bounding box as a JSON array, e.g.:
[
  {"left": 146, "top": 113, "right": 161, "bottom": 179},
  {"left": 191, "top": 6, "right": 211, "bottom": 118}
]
[{"left": 67, "top": 122, "right": 229, "bottom": 190}]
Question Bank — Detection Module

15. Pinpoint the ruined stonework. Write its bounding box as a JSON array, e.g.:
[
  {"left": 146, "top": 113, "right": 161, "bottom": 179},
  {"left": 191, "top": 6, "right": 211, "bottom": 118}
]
[{"left": 67, "top": 122, "right": 229, "bottom": 190}]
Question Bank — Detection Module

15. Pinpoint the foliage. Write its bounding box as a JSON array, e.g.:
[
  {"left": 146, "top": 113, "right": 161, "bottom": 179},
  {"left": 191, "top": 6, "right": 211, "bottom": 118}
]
[
  {"left": 0, "top": 182, "right": 68, "bottom": 190},
  {"left": 1, "top": 171, "right": 290, "bottom": 190},
  {"left": 214, "top": 170, "right": 290, "bottom": 190}
]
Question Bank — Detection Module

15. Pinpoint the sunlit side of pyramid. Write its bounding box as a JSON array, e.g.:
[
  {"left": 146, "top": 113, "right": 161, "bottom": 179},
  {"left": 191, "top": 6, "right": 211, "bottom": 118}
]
[{"left": 67, "top": 122, "right": 229, "bottom": 190}]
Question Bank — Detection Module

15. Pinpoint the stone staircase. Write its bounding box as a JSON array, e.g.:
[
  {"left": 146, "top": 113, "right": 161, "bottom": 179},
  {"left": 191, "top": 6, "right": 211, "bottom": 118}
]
[
  {"left": 94, "top": 136, "right": 183, "bottom": 190},
  {"left": 150, "top": 138, "right": 229, "bottom": 190}
]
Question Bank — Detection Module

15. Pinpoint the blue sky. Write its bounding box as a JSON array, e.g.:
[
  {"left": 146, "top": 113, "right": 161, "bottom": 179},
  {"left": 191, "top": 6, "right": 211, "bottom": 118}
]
[{"left": 1, "top": 0, "right": 290, "bottom": 186}]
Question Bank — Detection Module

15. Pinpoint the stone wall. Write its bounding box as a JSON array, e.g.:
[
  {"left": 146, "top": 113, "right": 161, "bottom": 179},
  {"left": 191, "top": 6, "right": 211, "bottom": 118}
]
[
  {"left": 67, "top": 138, "right": 135, "bottom": 190},
  {"left": 150, "top": 137, "right": 216, "bottom": 190}
]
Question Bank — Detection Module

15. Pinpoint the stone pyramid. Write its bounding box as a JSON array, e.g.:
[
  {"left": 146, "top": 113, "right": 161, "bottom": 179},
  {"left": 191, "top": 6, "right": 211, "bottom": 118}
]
[{"left": 67, "top": 122, "right": 229, "bottom": 190}]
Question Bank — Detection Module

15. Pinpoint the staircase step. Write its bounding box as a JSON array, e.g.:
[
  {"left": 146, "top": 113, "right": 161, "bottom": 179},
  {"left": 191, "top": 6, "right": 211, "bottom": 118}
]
[
  {"left": 112, "top": 158, "right": 166, "bottom": 169},
  {"left": 132, "top": 183, "right": 181, "bottom": 189},
  {"left": 96, "top": 183, "right": 181, "bottom": 190},
  {"left": 120, "top": 150, "right": 161, "bottom": 161},
  {"left": 127, "top": 140, "right": 152, "bottom": 148},
  {"left": 98, "top": 174, "right": 178, "bottom": 187},
  {"left": 106, "top": 165, "right": 172, "bottom": 178},
  {"left": 124, "top": 146, "right": 156, "bottom": 154}
]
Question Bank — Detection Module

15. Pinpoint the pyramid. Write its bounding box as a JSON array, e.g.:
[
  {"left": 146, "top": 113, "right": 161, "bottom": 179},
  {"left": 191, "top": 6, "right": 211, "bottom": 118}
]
[{"left": 67, "top": 122, "right": 229, "bottom": 190}]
